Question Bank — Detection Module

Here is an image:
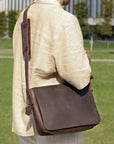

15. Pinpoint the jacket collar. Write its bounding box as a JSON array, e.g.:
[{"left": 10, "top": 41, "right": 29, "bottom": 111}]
[{"left": 34, "top": 0, "right": 62, "bottom": 7}]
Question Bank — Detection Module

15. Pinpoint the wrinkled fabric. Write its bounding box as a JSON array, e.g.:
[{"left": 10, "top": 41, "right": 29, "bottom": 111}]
[{"left": 12, "top": 0, "right": 91, "bottom": 136}]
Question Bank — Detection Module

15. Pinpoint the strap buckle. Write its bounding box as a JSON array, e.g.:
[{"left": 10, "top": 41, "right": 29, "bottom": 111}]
[{"left": 25, "top": 105, "right": 32, "bottom": 115}]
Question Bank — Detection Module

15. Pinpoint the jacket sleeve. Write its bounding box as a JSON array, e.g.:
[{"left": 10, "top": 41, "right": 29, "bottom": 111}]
[{"left": 53, "top": 16, "right": 91, "bottom": 90}]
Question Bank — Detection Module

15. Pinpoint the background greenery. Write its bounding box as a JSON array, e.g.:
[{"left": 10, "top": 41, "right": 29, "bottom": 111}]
[
  {"left": 0, "top": 11, "right": 7, "bottom": 37},
  {"left": 74, "top": 0, "right": 114, "bottom": 40},
  {"left": 0, "top": 10, "right": 22, "bottom": 37},
  {"left": 8, "top": 11, "right": 18, "bottom": 38},
  {"left": 0, "top": 39, "right": 114, "bottom": 144}
]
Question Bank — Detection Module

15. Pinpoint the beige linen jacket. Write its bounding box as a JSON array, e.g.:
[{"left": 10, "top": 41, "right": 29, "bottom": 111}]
[{"left": 12, "top": 0, "right": 91, "bottom": 136}]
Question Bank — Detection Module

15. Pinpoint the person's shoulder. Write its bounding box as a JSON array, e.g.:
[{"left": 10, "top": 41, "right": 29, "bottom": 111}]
[
  {"left": 61, "top": 9, "right": 75, "bottom": 20},
  {"left": 58, "top": 8, "right": 78, "bottom": 27}
]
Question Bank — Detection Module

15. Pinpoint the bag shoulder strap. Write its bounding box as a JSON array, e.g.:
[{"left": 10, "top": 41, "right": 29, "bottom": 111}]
[
  {"left": 21, "top": 4, "right": 33, "bottom": 59},
  {"left": 21, "top": 3, "right": 34, "bottom": 115}
]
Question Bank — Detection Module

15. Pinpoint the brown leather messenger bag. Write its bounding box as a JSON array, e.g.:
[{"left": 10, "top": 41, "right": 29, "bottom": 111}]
[{"left": 21, "top": 4, "right": 101, "bottom": 136}]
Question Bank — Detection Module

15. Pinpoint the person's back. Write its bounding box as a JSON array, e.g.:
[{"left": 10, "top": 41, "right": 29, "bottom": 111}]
[{"left": 12, "top": 0, "right": 91, "bottom": 143}]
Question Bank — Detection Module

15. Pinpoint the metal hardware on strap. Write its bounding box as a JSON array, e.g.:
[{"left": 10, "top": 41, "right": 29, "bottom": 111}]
[
  {"left": 25, "top": 105, "right": 32, "bottom": 115},
  {"left": 25, "top": 90, "right": 32, "bottom": 115}
]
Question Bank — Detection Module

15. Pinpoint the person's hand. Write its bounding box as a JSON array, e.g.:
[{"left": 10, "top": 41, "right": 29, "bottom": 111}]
[
  {"left": 90, "top": 82, "right": 93, "bottom": 92},
  {"left": 85, "top": 50, "right": 91, "bottom": 65}
]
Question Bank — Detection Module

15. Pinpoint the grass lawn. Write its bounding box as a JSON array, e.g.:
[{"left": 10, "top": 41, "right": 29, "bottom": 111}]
[
  {"left": 84, "top": 41, "right": 114, "bottom": 59},
  {"left": 0, "top": 53, "right": 13, "bottom": 56},
  {"left": 0, "top": 39, "right": 12, "bottom": 49},
  {"left": 84, "top": 41, "right": 114, "bottom": 50},
  {"left": 0, "top": 59, "right": 18, "bottom": 144},
  {"left": 84, "top": 62, "right": 114, "bottom": 144},
  {"left": 87, "top": 51, "right": 114, "bottom": 59}
]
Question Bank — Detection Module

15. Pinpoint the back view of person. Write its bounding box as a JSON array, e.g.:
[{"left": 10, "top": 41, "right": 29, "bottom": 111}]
[{"left": 12, "top": 0, "right": 91, "bottom": 143}]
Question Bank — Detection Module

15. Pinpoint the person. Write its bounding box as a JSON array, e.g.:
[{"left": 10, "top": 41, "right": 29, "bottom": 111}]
[{"left": 12, "top": 0, "right": 91, "bottom": 143}]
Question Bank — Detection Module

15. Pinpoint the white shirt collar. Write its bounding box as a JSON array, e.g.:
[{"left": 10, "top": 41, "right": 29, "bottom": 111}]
[{"left": 34, "top": 0, "right": 62, "bottom": 7}]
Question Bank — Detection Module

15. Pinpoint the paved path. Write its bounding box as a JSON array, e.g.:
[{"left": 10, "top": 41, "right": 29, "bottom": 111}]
[
  {"left": 91, "top": 59, "right": 114, "bottom": 62},
  {"left": 0, "top": 56, "right": 13, "bottom": 59},
  {"left": 0, "top": 49, "right": 13, "bottom": 54}
]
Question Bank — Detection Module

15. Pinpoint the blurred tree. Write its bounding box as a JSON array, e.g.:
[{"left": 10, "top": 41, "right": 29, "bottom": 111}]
[
  {"left": 74, "top": 2, "right": 88, "bottom": 37},
  {"left": 8, "top": 10, "right": 22, "bottom": 38},
  {"left": 8, "top": 11, "right": 18, "bottom": 38},
  {"left": 0, "top": 12, "right": 7, "bottom": 37},
  {"left": 96, "top": 0, "right": 113, "bottom": 40}
]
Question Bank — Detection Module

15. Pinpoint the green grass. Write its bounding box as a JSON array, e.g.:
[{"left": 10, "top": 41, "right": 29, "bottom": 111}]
[
  {"left": 0, "top": 53, "right": 13, "bottom": 56},
  {"left": 84, "top": 41, "right": 114, "bottom": 50},
  {"left": 0, "top": 39, "right": 12, "bottom": 49},
  {"left": 0, "top": 59, "right": 18, "bottom": 144},
  {"left": 87, "top": 51, "right": 114, "bottom": 59},
  {"left": 84, "top": 62, "right": 114, "bottom": 144},
  {"left": 84, "top": 42, "right": 114, "bottom": 59}
]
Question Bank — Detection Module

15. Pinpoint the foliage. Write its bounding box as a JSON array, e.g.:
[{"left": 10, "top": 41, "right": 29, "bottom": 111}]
[
  {"left": 87, "top": 25, "right": 98, "bottom": 40},
  {"left": 0, "top": 11, "right": 7, "bottom": 37},
  {"left": 8, "top": 11, "right": 18, "bottom": 38},
  {"left": 7, "top": 10, "right": 22, "bottom": 38},
  {"left": 16, "top": 9, "right": 23, "bottom": 20},
  {"left": 74, "top": 2, "right": 89, "bottom": 37},
  {"left": 0, "top": 10, "right": 22, "bottom": 38},
  {"left": 96, "top": 0, "right": 113, "bottom": 39}
]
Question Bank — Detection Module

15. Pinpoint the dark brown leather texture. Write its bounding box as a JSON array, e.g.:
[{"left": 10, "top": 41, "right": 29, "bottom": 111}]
[
  {"left": 21, "top": 4, "right": 101, "bottom": 136},
  {"left": 29, "top": 84, "right": 101, "bottom": 135}
]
